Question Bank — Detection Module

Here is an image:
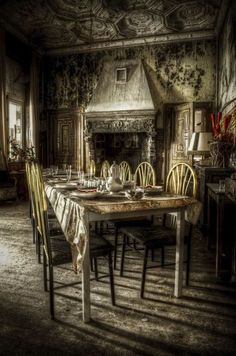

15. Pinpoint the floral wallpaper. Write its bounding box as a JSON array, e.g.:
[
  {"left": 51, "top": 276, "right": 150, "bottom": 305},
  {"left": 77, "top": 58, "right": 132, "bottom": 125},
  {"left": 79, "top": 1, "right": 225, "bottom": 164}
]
[
  {"left": 43, "top": 40, "right": 216, "bottom": 111},
  {"left": 218, "top": 4, "right": 236, "bottom": 111}
]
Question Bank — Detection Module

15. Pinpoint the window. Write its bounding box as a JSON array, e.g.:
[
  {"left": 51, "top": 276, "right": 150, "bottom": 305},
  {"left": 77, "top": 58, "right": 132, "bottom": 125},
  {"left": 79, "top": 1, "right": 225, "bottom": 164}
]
[
  {"left": 8, "top": 98, "right": 24, "bottom": 157},
  {"left": 116, "top": 67, "right": 127, "bottom": 84}
]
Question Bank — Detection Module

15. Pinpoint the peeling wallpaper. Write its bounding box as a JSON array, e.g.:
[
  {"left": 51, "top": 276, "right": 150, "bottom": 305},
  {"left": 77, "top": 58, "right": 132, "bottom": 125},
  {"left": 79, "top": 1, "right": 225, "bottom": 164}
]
[
  {"left": 43, "top": 40, "right": 216, "bottom": 111},
  {"left": 218, "top": 4, "right": 236, "bottom": 111}
]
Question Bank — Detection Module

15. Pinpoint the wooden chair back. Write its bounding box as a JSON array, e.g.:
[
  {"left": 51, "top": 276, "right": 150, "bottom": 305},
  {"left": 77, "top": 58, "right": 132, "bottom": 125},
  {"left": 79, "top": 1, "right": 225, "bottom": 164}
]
[
  {"left": 166, "top": 163, "right": 197, "bottom": 198},
  {"left": 25, "top": 161, "right": 36, "bottom": 219},
  {"left": 134, "top": 162, "right": 156, "bottom": 187},
  {"left": 30, "top": 162, "right": 52, "bottom": 262},
  {"left": 88, "top": 160, "right": 96, "bottom": 176},
  {"left": 119, "top": 161, "right": 131, "bottom": 183},
  {"left": 100, "top": 160, "right": 110, "bottom": 179}
]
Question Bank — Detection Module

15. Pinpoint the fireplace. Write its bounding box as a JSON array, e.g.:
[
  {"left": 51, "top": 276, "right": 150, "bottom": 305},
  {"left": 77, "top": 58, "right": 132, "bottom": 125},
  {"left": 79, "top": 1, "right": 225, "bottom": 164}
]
[{"left": 84, "top": 59, "right": 158, "bottom": 175}]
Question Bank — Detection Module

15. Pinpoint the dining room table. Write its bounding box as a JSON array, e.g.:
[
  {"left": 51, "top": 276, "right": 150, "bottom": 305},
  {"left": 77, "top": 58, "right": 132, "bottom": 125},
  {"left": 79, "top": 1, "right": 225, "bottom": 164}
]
[{"left": 45, "top": 178, "right": 200, "bottom": 323}]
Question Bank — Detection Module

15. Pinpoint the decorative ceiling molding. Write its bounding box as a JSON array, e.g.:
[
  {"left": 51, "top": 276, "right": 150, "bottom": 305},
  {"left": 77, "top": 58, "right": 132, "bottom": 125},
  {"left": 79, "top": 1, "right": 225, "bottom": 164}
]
[
  {"left": 45, "top": 29, "right": 215, "bottom": 55},
  {"left": 0, "top": 0, "right": 224, "bottom": 54}
]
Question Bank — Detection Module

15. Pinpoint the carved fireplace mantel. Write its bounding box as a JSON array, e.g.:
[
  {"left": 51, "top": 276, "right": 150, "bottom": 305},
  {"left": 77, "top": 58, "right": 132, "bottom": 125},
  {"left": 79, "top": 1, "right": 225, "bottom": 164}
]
[
  {"left": 84, "top": 110, "right": 156, "bottom": 136},
  {"left": 84, "top": 110, "right": 157, "bottom": 171}
]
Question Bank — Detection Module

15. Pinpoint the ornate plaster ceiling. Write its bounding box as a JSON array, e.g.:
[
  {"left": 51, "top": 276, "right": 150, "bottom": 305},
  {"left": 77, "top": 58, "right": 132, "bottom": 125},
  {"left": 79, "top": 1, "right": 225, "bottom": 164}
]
[{"left": 0, "top": 0, "right": 227, "bottom": 54}]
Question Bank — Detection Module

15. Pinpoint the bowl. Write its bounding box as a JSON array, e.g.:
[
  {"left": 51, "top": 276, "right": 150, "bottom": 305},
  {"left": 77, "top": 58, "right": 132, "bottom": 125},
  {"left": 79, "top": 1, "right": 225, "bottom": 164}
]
[{"left": 125, "top": 189, "right": 144, "bottom": 200}]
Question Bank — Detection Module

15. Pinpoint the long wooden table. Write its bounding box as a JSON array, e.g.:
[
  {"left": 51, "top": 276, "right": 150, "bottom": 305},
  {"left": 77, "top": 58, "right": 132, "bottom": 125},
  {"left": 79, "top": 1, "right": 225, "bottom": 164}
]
[{"left": 45, "top": 185, "right": 198, "bottom": 323}]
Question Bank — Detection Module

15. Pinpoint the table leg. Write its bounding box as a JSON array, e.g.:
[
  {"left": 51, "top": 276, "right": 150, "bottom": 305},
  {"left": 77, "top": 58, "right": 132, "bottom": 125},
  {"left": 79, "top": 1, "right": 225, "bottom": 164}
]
[
  {"left": 174, "top": 209, "right": 185, "bottom": 297},
  {"left": 82, "top": 213, "right": 91, "bottom": 322},
  {"left": 216, "top": 195, "right": 224, "bottom": 278}
]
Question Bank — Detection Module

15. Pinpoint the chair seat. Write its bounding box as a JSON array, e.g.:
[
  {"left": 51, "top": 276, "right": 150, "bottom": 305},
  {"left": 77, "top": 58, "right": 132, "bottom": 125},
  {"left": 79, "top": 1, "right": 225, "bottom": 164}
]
[
  {"left": 0, "top": 181, "right": 15, "bottom": 188},
  {"left": 50, "top": 237, "right": 72, "bottom": 265},
  {"left": 49, "top": 218, "right": 63, "bottom": 236},
  {"left": 90, "top": 233, "right": 114, "bottom": 258},
  {"left": 113, "top": 218, "right": 153, "bottom": 229},
  {"left": 0, "top": 186, "right": 17, "bottom": 201},
  {"left": 120, "top": 225, "right": 189, "bottom": 248},
  {"left": 50, "top": 232, "right": 114, "bottom": 265}
]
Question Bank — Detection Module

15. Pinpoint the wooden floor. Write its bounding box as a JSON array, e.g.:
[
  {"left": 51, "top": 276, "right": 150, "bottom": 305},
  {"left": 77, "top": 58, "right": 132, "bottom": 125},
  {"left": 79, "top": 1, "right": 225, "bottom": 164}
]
[{"left": 0, "top": 201, "right": 236, "bottom": 356}]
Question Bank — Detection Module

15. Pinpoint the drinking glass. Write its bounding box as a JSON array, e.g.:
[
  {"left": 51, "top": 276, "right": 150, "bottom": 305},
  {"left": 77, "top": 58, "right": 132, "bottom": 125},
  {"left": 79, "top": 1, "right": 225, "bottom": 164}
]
[
  {"left": 66, "top": 165, "right": 72, "bottom": 182},
  {"left": 52, "top": 165, "right": 58, "bottom": 176},
  {"left": 219, "top": 179, "right": 225, "bottom": 192},
  {"left": 77, "top": 170, "right": 84, "bottom": 184},
  {"left": 97, "top": 177, "right": 106, "bottom": 192},
  {"left": 130, "top": 174, "right": 136, "bottom": 191}
]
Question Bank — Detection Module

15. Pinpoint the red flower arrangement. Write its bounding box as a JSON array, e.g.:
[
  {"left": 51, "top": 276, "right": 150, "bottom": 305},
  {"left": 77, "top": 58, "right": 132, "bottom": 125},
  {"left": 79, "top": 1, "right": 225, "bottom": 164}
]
[{"left": 210, "top": 111, "right": 235, "bottom": 142}]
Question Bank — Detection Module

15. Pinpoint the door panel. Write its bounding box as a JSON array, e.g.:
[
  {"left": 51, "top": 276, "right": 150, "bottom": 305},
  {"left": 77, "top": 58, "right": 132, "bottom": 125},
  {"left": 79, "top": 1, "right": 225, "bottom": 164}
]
[{"left": 164, "top": 103, "right": 193, "bottom": 177}]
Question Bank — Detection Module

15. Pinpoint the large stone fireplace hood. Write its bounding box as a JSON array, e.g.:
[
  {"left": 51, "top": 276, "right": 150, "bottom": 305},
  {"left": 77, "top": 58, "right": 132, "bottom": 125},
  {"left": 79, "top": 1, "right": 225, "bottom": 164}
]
[
  {"left": 84, "top": 59, "right": 157, "bottom": 167},
  {"left": 85, "top": 59, "right": 156, "bottom": 133}
]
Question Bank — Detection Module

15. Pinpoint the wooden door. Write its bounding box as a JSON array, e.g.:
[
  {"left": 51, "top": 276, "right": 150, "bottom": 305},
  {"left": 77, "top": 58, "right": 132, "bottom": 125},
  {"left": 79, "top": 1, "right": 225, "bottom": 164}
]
[{"left": 164, "top": 103, "right": 193, "bottom": 177}]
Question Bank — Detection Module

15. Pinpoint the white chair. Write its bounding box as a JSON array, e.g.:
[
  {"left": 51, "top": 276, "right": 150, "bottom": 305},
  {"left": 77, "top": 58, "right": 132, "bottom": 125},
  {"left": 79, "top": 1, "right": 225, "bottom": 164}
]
[
  {"left": 119, "top": 161, "right": 132, "bottom": 183},
  {"left": 100, "top": 160, "right": 110, "bottom": 179},
  {"left": 134, "top": 161, "right": 156, "bottom": 187}
]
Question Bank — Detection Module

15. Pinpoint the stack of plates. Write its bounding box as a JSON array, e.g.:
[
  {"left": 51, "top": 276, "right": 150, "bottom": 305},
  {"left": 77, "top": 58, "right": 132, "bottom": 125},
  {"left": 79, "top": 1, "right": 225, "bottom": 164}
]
[
  {"left": 71, "top": 188, "right": 101, "bottom": 199},
  {"left": 144, "top": 186, "right": 163, "bottom": 196},
  {"left": 54, "top": 182, "right": 78, "bottom": 189}
]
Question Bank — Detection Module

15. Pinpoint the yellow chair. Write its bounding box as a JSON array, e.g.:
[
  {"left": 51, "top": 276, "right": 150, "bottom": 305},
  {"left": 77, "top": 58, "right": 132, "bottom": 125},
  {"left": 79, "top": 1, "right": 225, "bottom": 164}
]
[
  {"left": 120, "top": 163, "right": 199, "bottom": 297},
  {"left": 100, "top": 160, "right": 110, "bottom": 179},
  {"left": 134, "top": 161, "right": 156, "bottom": 187},
  {"left": 166, "top": 162, "right": 197, "bottom": 198},
  {"left": 30, "top": 162, "right": 115, "bottom": 319},
  {"left": 113, "top": 161, "right": 156, "bottom": 269},
  {"left": 88, "top": 159, "right": 96, "bottom": 176},
  {"left": 119, "top": 161, "right": 131, "bottom": 183}
]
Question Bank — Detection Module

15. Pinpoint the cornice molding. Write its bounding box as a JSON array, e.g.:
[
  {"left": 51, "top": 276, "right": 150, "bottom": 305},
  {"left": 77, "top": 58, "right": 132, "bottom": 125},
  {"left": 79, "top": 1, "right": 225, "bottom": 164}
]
[{"left": 45, "top": 30, "right": 215, "bottom": 56}]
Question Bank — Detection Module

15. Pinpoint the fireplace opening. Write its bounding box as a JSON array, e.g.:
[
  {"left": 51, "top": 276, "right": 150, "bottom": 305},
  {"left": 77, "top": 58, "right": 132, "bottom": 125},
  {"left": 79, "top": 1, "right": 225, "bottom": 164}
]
[{"left": 91, "top": 132, "right": 155, "bottom": 173}]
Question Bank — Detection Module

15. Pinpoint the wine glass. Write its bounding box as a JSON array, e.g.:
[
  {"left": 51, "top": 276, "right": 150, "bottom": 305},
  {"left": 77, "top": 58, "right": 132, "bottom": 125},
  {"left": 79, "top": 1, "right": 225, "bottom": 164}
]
[{"left": 66, "top": 165, "right": 71, "bottom": 182}]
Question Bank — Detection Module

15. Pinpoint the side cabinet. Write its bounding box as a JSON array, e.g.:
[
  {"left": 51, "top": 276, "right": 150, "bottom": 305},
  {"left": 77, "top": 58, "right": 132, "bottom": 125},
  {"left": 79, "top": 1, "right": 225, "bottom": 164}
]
[{"left": 195, "top": 165, "right": 236, "bottom": 232}]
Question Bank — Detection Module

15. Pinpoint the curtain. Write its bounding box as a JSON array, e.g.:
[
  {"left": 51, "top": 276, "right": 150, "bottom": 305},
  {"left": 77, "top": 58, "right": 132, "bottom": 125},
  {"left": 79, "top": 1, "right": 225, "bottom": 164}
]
[
  {"left": 29, "top": 52, "right": 40, "bottom": 156},
  {"left": 0, "top": 28, "right": 7, "bottom": 156}
]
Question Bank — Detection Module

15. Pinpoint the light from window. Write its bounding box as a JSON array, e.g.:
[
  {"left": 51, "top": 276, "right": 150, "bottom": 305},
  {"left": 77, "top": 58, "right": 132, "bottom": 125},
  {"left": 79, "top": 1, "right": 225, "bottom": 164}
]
[{"left": 9, "top": 101, "right": 23, "bottom": 147}]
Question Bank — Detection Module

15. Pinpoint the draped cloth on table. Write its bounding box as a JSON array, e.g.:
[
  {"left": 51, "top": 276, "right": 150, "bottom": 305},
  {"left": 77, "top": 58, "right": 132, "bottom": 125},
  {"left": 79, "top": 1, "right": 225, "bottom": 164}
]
[
  {"left": 45, "top": 184, "right": 202, "bottom": 272},
  {"left": 45, "top": 185, "right": 88, "bottom": 273}
]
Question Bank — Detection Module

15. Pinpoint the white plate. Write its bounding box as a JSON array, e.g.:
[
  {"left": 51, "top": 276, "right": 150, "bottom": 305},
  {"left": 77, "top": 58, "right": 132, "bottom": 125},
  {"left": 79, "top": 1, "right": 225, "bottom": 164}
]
[
  {"left": 54, "top": 182, "right": 78, "bottom": 189},
  {"left": 70, "top": 191, "right": 102, "bottom": 199},
  {"left": 144, "top": 186, "right": 163, "bottom": 196}
]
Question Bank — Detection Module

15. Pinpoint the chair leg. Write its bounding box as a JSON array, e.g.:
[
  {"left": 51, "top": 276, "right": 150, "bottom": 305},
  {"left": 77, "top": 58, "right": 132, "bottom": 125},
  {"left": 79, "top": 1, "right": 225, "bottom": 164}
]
[
  {"left": 29, "top": 200, "right": 32, "bottom": 220},
  {"left": 114, "top": 227, "right": 118, "bottom": 270},
  {"left": 94, "top": 258, "right": 98, "bottom": 281},
  {"left": 140, "top": 247, "right": 149, "bottom": 299},
  {"left": 100, "top": 221, "right": 104, "bottom": 235},
  {"left": 108, "top": 252, "right": 115, "bottom": 305},
  {"left": 120, "top": 235, "right": 127, "bottom": 277},
  {"left": 36, "top": 231, "right": 41, "bottom": 264},
  {"left": 32, "top": 217, "right": 36, "bottom": 244},
  {"left": 161, "top": 246, "right": 165, "bottom": 267},
  {"left": 186, "top": 236, "right": 192, "bottom": 286},
  {"left": 151, "top": 249, "right": 154, "bottom": 262},
  {"left": 90, "top": 257, "right": 94, "bottom": 272},
  {"left": 43, "top": 249, "right": 48, "bottom": 292},
  {"left": 49, "top": 263, "right": 55, "bottom": 320}
]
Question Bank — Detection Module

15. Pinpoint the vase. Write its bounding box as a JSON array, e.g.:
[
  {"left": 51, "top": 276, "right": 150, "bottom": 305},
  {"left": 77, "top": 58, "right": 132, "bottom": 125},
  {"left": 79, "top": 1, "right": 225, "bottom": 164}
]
[
  {"left": 106, "top": 161, "right": 123, "bottom": 193},
  {"left": 209, "top": 141, "right": 233, "bottom": 168}
]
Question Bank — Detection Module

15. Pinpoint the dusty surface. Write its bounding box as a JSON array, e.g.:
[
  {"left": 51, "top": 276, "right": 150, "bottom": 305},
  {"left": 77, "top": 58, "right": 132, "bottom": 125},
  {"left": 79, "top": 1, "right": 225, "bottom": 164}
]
[{"left": 0, "top": 201, "right": 236, "bottom": 356}]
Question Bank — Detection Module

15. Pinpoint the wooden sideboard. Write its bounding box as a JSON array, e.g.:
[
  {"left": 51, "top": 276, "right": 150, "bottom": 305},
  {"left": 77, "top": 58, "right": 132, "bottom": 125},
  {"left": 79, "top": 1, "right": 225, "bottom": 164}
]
[
  {"left": 207, "top": 183, "right": 236, "bottom": 281},
  {"left": 195, "top": 165, "right": 236, "bottom": 232}
]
